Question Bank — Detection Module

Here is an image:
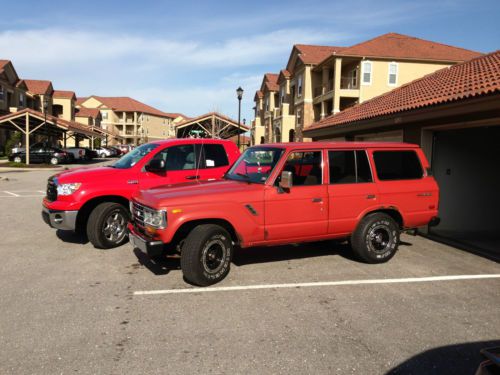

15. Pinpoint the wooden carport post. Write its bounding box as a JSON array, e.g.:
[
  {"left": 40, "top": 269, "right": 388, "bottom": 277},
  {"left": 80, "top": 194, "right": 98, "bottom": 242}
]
[
  {"left": 25, "top": 112, "right": 30, "bottom": 165},
  {"left": 63, "top": 132, "right": 67, "bottom": 148}
]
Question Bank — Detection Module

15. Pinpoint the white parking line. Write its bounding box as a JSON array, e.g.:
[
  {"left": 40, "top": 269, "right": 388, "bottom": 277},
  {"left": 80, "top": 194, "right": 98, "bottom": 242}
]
[
  {"left": 3, "top": 191, "right": 19, "bottom": 197},
  {"left": 134, "top": 274, "right": 500, "bottom": 296}
]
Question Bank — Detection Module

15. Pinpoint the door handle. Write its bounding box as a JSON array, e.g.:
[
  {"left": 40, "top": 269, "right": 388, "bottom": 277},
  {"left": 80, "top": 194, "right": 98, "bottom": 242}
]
[
  {"left": 366, "top": 194, "right": 376, "bottom": 199},
  {"left": 185, "top": 175, "right": 200, "bottom": 180},
  {"left": 312, "top": 197, "right": 322, "bottom": 203},
  {"left": 417, "top": 192, "right": 432, "bottom": 197}
]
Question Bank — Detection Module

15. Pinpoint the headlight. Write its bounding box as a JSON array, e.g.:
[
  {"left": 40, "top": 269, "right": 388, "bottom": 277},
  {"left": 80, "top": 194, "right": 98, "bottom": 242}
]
[
  {"left": 143, "top": 209, "right": 167, "bottom": 229},
  {"left": 57, "top": 183, "right": 82, "bottom": 196}
]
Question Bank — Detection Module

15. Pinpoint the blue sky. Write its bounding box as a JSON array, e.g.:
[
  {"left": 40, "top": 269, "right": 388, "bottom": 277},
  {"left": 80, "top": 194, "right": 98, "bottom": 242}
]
[{"left": 1, "top": 0, "right": 499, "bottom": 122}]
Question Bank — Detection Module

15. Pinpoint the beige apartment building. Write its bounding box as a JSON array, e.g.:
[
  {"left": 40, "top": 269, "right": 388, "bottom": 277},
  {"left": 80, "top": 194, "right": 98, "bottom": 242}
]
[
  {"left": 76, "top": 96, "right": 186, "bottom": 145},
  {"left": 252, "top": 33, "right": 481, "bottom": 144}
]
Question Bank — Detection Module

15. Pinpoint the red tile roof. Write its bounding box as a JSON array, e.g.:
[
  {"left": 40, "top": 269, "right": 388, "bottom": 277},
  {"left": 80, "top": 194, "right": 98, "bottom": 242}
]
[
  {"left": 254, "top": 90, "right": 264, "bottom": 100},
  {"left": 305, "top": 51, "right": 500, "bottom": 132},
  {"left": 295, "top": 44, "right": 346, "bottom": 65},
  {"left": 0, "top": 60, "right": 10, "bottom": 72},
  {"left": 277, "top": 69, "right": 291, "bottom": 83},
  {"left": 22, "top": 79, "right": 53, "bottom": 95},
  {"left": 75, "top": 107, "right": 101, "bottom": 119},
  {"left": 338, "top": 33, "right": 481, "bottom": 62},
  {"left": 264, "top": 73, "right": 279, "bottom": 91},
  {"left": 75, "top": 97, "right": 88, "bottom": 106},
  {"left": 83, "top": 96, "right": 175, "bottom": 118},
  {"left": 53, "top": 90, "right": 76, "bottom": 100}
]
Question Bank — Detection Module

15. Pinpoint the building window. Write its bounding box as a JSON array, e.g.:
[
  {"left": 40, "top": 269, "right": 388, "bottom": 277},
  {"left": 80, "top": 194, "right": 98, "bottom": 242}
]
[
  {"left": 297, "top": 75, "right": 303, "bottom": 97},
  {"left": 265, "top": 97, "right": 269, "bottom": 111},
  {"left": 362, "top": 61, "right": 372, "bottom": 85},
  {"left": 19, "top": 93, "right": 25, "bottom": 107},
  {"left": 388, "top": 62, "right": 398, "bottom": 86},
  {"left": 101, "top": 111, "right": 108, "bottom": 120},
  {"left": 280, "top": 87, "right": 285, "bottom": 104},
  {"left": 0, "top": 86, "right": 4, "bottom": 101}
]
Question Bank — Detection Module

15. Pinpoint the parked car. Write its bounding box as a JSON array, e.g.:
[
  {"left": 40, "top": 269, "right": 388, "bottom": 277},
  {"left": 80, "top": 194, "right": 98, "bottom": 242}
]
[
  {"left": 41, "top": 139, "right": 241, "bottom": 249},
  {"left": 10, "top": 143, "right": 71, "bottom": 165},
  {"left": 129, "top": 142, "right": 441, "bottom": 286},
  {"left": 82, "top": 148, "right": 98, "bottom": 161},
  {"left": 64, "top": 147, "right": 87, "bottom": 162},
  {"left": 108, "top": 147, "right": 123, "bottom": 157},
  {"left": 95, "top": 147, "right": 114, "bottom": 158},
  {"left": 117, "top": 144, "right": 133, "bottom": 154}
]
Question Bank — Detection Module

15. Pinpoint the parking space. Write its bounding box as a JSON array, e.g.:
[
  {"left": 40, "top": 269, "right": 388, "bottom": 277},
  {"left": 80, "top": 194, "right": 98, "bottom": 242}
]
[{"left": 0, "top": 167, "right": 499, "bottom": 374}]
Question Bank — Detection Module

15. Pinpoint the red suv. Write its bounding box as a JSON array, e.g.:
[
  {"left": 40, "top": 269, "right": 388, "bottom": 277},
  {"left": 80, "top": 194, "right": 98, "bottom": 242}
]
[
  {"left": 129, "top": 142, "right": 440, "bottom": 286},
  {"left": 42, "top": 139, "right": 240, "bottom": 249}
]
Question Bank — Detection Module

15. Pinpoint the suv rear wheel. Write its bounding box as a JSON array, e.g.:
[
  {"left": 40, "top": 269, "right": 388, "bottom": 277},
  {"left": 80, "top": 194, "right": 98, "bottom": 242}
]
[
  {"left": 351, "top": 213, "right": 400, "bottom": 263},
  {"left": 87, "top": 202, "right": 129, "bottom": 249},
  {"left": 180, "top": 224, "right": 233, "bottom": 286},
  {"left": 50, "top": 157, "right": 59, "bottom": 165}
]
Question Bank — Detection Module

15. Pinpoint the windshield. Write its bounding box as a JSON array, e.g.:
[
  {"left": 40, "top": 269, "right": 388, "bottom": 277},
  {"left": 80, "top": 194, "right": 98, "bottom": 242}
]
[
  {"left": 225, "top": 147, "right": 284, "bottom": 184},
  {"left": 112, "top": 143, "right": 159, "bottom": 169}
]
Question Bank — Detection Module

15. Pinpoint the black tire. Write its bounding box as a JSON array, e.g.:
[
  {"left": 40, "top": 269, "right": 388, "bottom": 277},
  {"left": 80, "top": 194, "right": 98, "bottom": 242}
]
[
  {"left": 87, "top": 202, "right": 129, "bottom": 249},
  {"left": 13, "top": 156, "right": 22, "bottom": 163},
  {"left": 50, "top": 157, "right": 59, "bottom": 165},
  {"left": 180, "top": 224, "right": 233, "bottom": 286},
  {"left": 350, "top": 213, "right": 400, "bottom": 263},
  {"left": 100, "top": 152, "right": 106, "bottom": 158}
]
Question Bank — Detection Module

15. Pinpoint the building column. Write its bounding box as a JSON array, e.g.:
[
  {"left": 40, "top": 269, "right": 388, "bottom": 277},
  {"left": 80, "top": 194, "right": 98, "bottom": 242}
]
[{"left": 333, "top": 57, "right": 342, "bottom": 114}]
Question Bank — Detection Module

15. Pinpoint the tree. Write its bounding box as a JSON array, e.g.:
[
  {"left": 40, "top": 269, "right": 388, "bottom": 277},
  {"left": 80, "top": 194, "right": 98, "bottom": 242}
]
[{"left": 5, "top": 131, "right": 22, "bottom": 156}]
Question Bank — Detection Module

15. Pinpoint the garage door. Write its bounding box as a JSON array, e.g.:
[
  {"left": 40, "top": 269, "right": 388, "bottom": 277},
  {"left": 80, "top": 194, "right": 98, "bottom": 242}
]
[{"left": 430, "top": 126, "right": 500, "bottom": 259}]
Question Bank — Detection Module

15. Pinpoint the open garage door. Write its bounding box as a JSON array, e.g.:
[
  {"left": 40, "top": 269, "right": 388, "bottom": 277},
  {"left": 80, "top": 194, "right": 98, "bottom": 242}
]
[{"left": 430, "top": 126, "right": 500, "bottom": 260}]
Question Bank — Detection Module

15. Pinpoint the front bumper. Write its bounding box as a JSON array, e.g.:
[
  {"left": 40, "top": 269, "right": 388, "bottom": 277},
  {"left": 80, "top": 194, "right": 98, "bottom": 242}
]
[
  {"left": 128, "top": 225, "right": 165, "bottom": 258},
  {"left": 41, "top": 206, "right": 78, "bottom": 231}
]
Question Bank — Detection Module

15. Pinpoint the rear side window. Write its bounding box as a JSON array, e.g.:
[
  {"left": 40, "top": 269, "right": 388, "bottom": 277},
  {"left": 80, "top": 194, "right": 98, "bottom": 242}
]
[
  {"left": 329, "top": 150, "right": 373, "bottom": 184},
  {"left": 373, "top": 150, "right": 423, "bottom": 180},
  {"left": 200, "top": 144, "right": 229, "bottom": 168}
]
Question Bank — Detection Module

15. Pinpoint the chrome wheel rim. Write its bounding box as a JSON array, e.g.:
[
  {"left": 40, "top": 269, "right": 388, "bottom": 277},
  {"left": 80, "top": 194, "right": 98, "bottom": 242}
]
[
  {"left": 103, "top": 210, "right": 126, "bottom": 243},
  {"left": 368, "top": 225, "right": 391, "bottom": 253}
]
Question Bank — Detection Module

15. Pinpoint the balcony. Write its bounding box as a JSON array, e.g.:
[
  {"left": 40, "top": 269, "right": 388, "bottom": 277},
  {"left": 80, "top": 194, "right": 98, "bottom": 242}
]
[
  {"left": 340, "top": 76, "right": 359, "bottom": 90},
  {"left": 313, "top": 79, "right": 334, "bottom": 98}
]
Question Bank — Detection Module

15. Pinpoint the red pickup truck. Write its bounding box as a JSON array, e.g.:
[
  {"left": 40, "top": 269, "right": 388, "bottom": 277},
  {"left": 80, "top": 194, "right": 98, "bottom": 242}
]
[
  {"left": 129, "top": 142, "right": 440, "bottom": 286},
  {"left": 42, "top": 139, "right": 240, "bottom": 249}
]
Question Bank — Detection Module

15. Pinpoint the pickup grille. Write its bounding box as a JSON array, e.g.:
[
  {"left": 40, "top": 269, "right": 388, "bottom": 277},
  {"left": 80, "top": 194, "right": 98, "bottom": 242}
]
[
  {"left": 46, "top": 177, "right": 57, "bottom": 202},
  {"left": 132, "top": 201, "right": 147, "bottom": 227}
]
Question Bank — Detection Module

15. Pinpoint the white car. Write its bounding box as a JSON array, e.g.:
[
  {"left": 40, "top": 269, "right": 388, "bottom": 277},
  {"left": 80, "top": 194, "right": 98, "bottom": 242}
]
[{"left": 64, "top": 147, "right": 86, "bottom": 161}]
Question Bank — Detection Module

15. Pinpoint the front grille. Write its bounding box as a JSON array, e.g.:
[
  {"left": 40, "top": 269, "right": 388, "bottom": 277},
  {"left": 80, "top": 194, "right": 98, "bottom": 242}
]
[
  {"left": 46, "top": 177, "right": 57, "bottom": 202},
  {"left": 132, "top": 201, "right": 146, "bottom": 227}
]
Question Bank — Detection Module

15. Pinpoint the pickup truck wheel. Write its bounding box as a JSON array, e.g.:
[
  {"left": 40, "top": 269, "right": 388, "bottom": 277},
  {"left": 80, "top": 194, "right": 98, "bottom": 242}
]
[
  {"left": 181, "top": 224, "right": 233, "bottom": 286},
  {"left": 13, "top": 156, "right": 22, "bottom": 163},
  {"left": 50, "top": 157, "right": 59, "bottom": 165},
  {"left": 87, "top": 202, "right": 129, "bottom": 249},
  {"left": 350, "top": 213, "right": 399, "bottom": 263}
]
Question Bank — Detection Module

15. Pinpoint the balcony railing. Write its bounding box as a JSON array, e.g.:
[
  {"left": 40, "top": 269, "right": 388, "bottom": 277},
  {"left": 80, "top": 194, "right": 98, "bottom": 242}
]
[
  {"left": 313, "top": 79, "right": 335, "bottom": 98},
  {"left": 340, "top": 76, "right": 359, "bottom": 90}
]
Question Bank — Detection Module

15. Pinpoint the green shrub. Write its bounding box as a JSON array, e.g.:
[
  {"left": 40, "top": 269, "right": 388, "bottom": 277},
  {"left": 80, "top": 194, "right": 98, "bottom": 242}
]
[{"left": 5, "top": 131, "right": 22, "bottom": 157}]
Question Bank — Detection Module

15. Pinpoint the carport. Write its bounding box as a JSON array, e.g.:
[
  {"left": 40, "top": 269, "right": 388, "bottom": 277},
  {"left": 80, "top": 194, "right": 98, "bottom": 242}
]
[
  {"left": 0, "top": 108, "right": 104, "bottom": 164},
  {"left": 175, "top": 112, "right": 249, "bottom": 139},
  {"left": 304, "top": 51, "right": 500, "bottom": 260}
]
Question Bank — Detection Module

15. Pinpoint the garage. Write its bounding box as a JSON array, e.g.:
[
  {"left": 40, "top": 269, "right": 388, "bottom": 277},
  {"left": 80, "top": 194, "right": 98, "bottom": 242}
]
[
  {"left": 430, "top": 126, "right": 500, "bottom": 258},
  {"left": 304, "top": 51, "right": 500, "bottom": 260}
]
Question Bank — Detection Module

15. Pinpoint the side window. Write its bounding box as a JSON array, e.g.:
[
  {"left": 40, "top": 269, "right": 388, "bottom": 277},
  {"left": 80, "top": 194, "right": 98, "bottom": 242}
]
[
  {"left": 280, "top": 151, "right": 322, "bottom": 186},
  {"left": 200, "top": 144, "right": 229, "bottom": 168},
  {"left": 153, "top": 145, "right": 196, "bottom": 171},
  {"left": 373, "top": 151, "right": 423, "bottom": 180},
  {"left": 329, "top": 150, "right": 373, "bottom": 184}
]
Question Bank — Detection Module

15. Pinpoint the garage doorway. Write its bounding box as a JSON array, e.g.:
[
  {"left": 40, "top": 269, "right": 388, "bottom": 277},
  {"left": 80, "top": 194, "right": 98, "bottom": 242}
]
[{"left": 430, "top": 126, "right": 500, "bottom": 259}]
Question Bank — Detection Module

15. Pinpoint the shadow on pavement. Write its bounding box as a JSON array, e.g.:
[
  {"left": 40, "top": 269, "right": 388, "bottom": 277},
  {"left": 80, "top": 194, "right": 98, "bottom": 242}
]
[
  {"left": 56, "top": 229, "right": 89, "bottom": 245},
  {"left": 232, "top": 240, "right": 358, "bottom": 266},
  {"left": 386, "top": 340, "right": 500, "bottom": 375},
  {"left": 133, "top": 248, "right": 180, "bottom": 276}
]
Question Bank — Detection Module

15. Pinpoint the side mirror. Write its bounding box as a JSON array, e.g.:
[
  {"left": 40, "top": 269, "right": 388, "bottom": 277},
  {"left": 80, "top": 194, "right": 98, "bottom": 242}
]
[
  {"left": 279, "top": 171, "right": 293, "bottom": 191},
  {"left": 145, "top": 159, "right": 166, "bottom": 173}
]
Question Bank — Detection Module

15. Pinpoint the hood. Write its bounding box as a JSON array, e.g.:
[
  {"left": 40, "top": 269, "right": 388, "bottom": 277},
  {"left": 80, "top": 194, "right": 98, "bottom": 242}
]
[
  {"left": 134, "top": 179, "right": 264, "bottom": 208},
  {"left": 55, "top": 166, "right": 126, "bottom": 183}
]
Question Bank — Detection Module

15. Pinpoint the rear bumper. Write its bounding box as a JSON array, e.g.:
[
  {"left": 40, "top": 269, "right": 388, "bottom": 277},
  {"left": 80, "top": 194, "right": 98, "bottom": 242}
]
[
  {"left": 41, "top": 206, "right": 78, "bottom": 231},
  {"left": 128, "top": 225, "right": 165, "bottom": 258},
  {"left": 429, "top": 216, "right": 441, "bottom": 227}
]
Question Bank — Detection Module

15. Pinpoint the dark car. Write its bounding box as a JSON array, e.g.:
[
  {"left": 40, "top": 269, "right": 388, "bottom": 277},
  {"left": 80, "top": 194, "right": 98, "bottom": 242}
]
[
  {"left": 9, "top": 143, "right": 71, "bottom": 165},
  {"left": 82, "top": 148, "right": 98, "bottom": 161}
]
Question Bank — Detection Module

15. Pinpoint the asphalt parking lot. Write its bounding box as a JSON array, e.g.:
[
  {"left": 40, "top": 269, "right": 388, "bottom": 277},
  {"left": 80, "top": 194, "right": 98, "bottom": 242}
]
[{"left": 0, "top": 163, "right": 499, "bottom": 375}]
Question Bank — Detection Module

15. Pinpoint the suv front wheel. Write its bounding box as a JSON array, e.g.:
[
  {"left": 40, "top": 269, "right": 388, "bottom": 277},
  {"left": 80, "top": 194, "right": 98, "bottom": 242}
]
[
  {"left": 351, "top": 213, "right": 400, "bottom": 263},
  {"left": 181, "top": 224, "right": 233, "bottom": 286}
]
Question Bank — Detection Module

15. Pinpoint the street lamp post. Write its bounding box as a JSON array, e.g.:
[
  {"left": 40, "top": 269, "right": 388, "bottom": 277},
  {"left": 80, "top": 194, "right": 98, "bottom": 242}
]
[{"left": 236, "top": 87, "right": 244, "bottom": 149}]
